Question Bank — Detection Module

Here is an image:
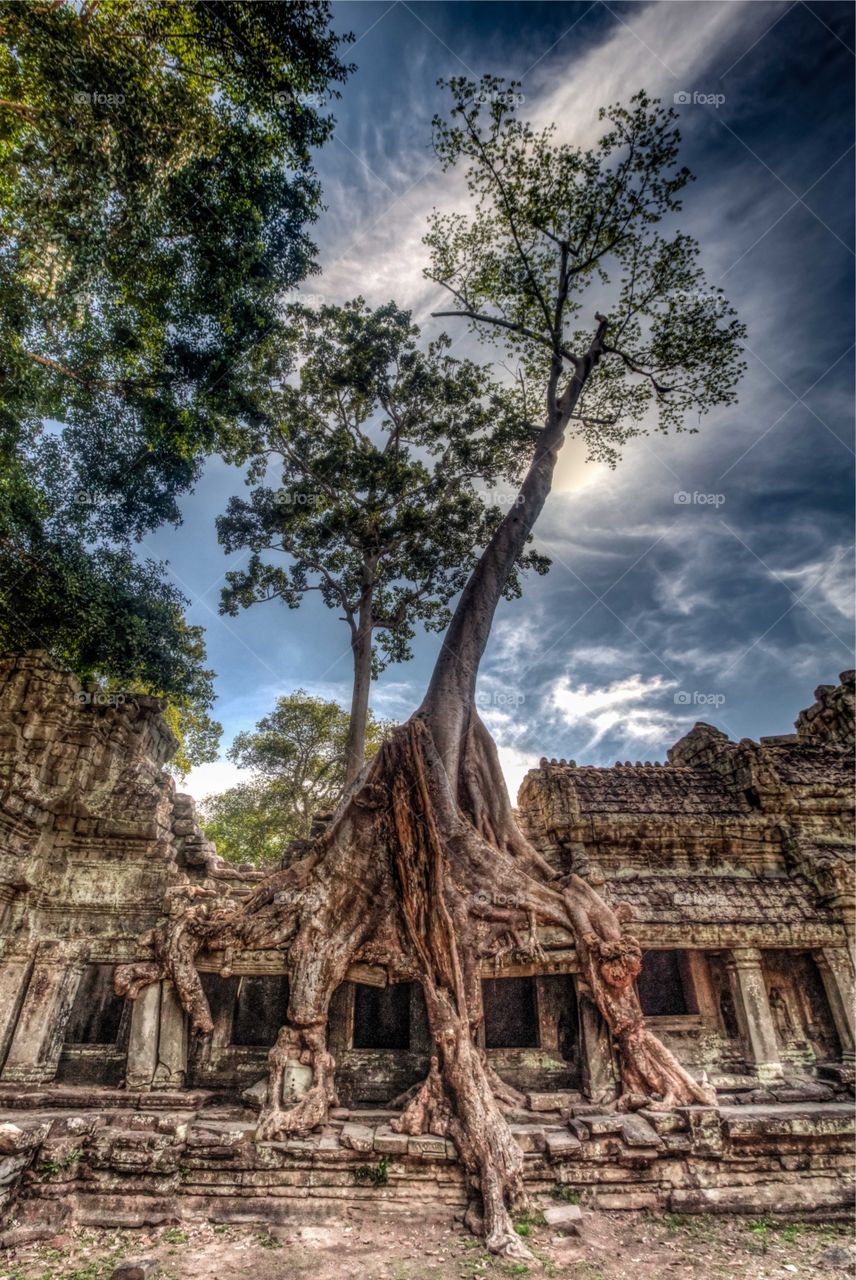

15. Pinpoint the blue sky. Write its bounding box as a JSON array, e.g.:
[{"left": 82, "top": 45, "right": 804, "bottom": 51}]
[{"left": 144, "top": 0, "right": 855, "bottom": 801}]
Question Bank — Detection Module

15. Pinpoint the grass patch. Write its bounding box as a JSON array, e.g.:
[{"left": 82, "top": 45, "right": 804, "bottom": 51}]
[
  {"left": 36, "top": 1149, "right": 83, "bottom": 1181},
  {"left": 162, "top": 1227, "right": 189, "bottom": 1245}
]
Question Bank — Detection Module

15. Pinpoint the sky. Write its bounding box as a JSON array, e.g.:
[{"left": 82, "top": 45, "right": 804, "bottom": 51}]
[{"left": 144, "top": 0, "right": 855, "bottom": 803}]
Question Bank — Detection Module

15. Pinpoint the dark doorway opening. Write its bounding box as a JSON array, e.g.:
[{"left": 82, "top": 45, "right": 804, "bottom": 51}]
[
  {"left": 65, "top": 964, "right": 125, "bottom": 1044},
  {"left": 637, "top": 950, "right": 697, "bottom": 1017},
  {"left": 353, "top": 982, "right": 411, "bottom": 1050},
  {"left": 231, "top": 974, "right": 290, "bottom": 1047},
  {"left": 482, "top": 976, "right": 539, "bottom": 1048}
]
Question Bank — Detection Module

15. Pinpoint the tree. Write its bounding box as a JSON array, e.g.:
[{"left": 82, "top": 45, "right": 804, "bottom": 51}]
[
  {"left": 200, "top": 692, "right": 389, "bottom": 865},
  {"left": 218, "top": 298, "right": 547, "bottom": 783},
  {"left": 0, "top": 0, "right": 351, "bottom": 699},
  {"left": 117, "top": 82, "right": 746, "bottom": 1259}
]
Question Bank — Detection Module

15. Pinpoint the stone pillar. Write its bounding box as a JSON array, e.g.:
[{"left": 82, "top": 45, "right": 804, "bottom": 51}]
[
  {"left": 0, "top": 955, "right": 34, "bottom": 1072},
  {"left": 724, "top": 947, "right": 783, "bottom": 1083},
  {"left": 125, "top": 981, "right": 162, "bottom": 1090},
  {"left": 813, "top": 948, "right": 856, "bottom": 1064},
  {"left": 151, "top": 980, "right": 188, "bottom": 1088},
  {"left": 2, "top": 945, "right": 86, "bottom": 1083},
  {"left": 578, "top": 988, "right": 618, "bottom": 1104}
]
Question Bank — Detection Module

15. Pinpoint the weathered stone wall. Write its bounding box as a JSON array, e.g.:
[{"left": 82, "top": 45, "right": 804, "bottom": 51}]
[
  {"left": 518, "top": 670, "right": 855, "bottom": 1090},
  {"left": 0, "top": 653, "right": 853, "bottom": 1233},
  {"left": 0, "top": 652, "right": 852, "bottom": 1106},
  {"left": 0, "top": 652, "right": 262, "bottom": 1088},
  {"left": 1, "top": 1091, "right": 853, "bottom": 1233}
]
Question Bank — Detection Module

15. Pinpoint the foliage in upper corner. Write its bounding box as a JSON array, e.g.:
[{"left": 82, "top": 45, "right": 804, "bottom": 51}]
[
  {"left": 0, "top": 528, "right": 222, "bottom": 772},
  {"left": 1, "top": 0, "right": 353, "bottom": 538},
  {"left": 0, "top": 0, "right": 351, "bottom": 716},
  {"left": 199, "top": 691, "right": 390, "bottom": 866},
  {"left": 425, "top": 78, "right": 747, "bottom": 466}
]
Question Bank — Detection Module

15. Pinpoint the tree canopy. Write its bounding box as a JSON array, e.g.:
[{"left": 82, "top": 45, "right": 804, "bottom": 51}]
[
  {"left": 0, "top": 0, "right": 351, "bottom": 739},
  {"left": 217, "top": 297, "right": 548, "bottom": 780},
  {"left": 199, "top": 691, "right": 389, "bottom": 865},
  {"left": 426, "top": 78, "right": 746, "bottom": 466}
]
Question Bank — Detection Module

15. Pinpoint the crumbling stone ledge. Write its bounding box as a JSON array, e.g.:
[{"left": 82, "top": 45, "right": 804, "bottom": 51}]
[{"left": 1, "top": 1093, "right": 852, "bottom": 1241}]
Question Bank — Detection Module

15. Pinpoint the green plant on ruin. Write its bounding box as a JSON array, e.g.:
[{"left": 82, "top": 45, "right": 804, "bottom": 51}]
[{"left": 353, "top": 1156, "right": 391, "bottom": 1187}]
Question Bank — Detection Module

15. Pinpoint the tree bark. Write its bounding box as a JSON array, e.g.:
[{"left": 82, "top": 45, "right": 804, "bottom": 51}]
[
  {"left": 344, "top": 577, "right": 374, "bottom": 787},
  {"left": 420, "top": 333, "right": 601, "bottom": 783}
]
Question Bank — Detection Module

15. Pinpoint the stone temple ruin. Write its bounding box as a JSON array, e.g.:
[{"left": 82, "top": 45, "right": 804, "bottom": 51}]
[{"left": 0, "top": 651, "right": 853, "bottom": 1233}]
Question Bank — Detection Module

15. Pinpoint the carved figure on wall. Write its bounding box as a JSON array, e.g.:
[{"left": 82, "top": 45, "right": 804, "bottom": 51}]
[{"left": 768, "top": 986, "right": 794, "bottom": 1043}]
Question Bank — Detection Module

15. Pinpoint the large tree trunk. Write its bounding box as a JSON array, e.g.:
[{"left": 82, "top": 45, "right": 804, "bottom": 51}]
[
  {"left": 116, "top": 320, "right": 715, "bottom": 1260},
  {"left": 344, "top": 584, "right": 374, "bottom": 786}
]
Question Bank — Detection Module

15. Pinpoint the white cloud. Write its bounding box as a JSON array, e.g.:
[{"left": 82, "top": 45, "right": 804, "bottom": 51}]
[
  {"left": 774, "top": 547, "right": 855, "bottom": 622},
  {"left": 313, "top": 2, "right": 774, "bottom": 327},
  {"left": 549, "top": 671, "right": 680, "bottom": 752},
  {"left": 498, "top": 742, "right": 541, "bottom": 805}
]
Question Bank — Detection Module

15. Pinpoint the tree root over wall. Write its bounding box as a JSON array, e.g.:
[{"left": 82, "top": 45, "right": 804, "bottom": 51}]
[{"left": 116, "top": 713, "right": 714, "bottom": 1260}]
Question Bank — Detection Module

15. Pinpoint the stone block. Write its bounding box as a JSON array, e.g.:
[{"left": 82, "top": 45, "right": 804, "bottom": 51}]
[
  {"left": 340, "top": 1123, "right": 374, "bottom": 1153},
  {"left": 679, "top": 1106, "right": 723, "bottom": 1155},
  {"left": 543, "top": 1203, "right": 582, "bottom": 1230},
  {"left": 526, "top": 1091, "right": 574, "bottom": 1113},
  {"left": 407, "top": 1134, "right": 448, "bottom": 1159},
  {"left": 574, "top": 1113, "right": 624, "bottom": 1138},
  {"left": 771, "top": 1083, "right": 834, "bottom": 1104},
  {"left": 818, "top": 1244, "right": 856, "bottom": 1272},
  {"left": 112, "top": 1261, "right": 159, "bottom": 1280},
  {"left": 545, "top": 1130, "right": 582, "bottom": 1159},
  {"left": 509, "top": 1125, "right": 546, "bottom": 1152},
  {"left": 284, "top": 1138, "right": 316, "bottom": 1155},
  {"left": 661, "top": 1133, "right": 692, "bottom": 1153},
  {"left": 185, "top": 1124, "right": 248, "bottom": 1151},
  {"left": 241, "top": 1078, "right": 267, "bottom": 1111},
  {"left": 639, "top": 1109, "right": 687, "bottom": 1135},
  {"left": 372, "top": 1126, "right": 410, "bottom": 1156},
  {"left": 619, "top": 1115, "right": 663, "bottom": 1148},
  {"left": 0, "top": 1154, "right": 31, "bottom": 1187},
  {"left": 0, "top": 1120, "right": 49, "bottom": 1154}
]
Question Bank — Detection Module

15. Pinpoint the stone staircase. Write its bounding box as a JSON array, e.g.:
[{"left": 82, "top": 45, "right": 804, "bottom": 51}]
[{"left": 1, "top": 1086, "right": 853, "bottom": 1242}]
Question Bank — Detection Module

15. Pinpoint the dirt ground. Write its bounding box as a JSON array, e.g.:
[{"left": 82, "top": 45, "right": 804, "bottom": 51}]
[{"left": 0, "top": 1210, "right": 853, "bottom": 1280}]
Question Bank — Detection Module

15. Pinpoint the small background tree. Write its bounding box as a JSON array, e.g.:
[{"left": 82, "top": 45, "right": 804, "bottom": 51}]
[{"left": 200, "top": 692, "right": 389, "bottom": 866}]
